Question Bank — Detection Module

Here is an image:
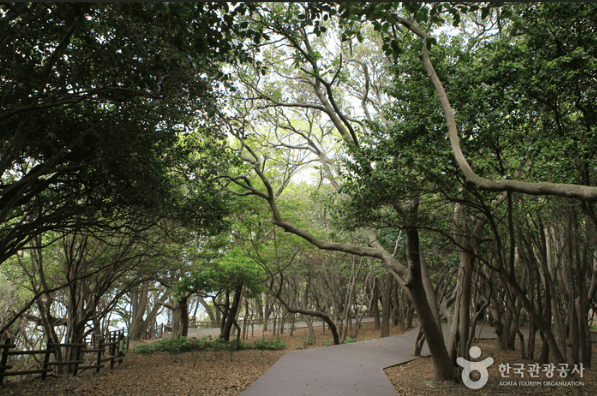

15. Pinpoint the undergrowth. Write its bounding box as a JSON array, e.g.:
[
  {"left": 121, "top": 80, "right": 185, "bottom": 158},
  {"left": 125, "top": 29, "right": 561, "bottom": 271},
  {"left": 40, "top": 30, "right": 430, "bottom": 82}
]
[{"left": 133, "top": 335, "right": 287, "bottom": 355}]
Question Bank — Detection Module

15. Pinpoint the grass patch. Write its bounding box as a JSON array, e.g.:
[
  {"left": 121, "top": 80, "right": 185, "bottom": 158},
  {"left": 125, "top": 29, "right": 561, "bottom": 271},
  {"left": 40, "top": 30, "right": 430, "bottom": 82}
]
[
  {"left": 133, "top": 335, "right": 286, "bottom": 355},
  {"left": 251, "top": 338, "right": 288, "bottom": 351}
]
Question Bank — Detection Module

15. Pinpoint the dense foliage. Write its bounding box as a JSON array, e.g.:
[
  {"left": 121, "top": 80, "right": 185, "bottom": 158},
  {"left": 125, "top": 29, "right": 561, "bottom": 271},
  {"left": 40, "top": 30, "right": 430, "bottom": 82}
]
[
  {"left": 0, "top": 3, "right": 240, "bottom": 265},
  {"left": 132, "top": 334, "right": 287, "bottom": 355}
]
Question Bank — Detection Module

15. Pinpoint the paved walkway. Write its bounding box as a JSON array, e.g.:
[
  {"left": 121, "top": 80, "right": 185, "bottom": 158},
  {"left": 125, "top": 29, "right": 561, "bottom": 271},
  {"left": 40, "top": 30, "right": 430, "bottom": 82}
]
[
  {"left": 198, "top": 318, "right": 596, "bottom": 395},
  {"left": 240, "top": 327, "right": 429, "bottom": 396},
  {"left": 239, "top": 322, "right": 597, "bottom": 396}
]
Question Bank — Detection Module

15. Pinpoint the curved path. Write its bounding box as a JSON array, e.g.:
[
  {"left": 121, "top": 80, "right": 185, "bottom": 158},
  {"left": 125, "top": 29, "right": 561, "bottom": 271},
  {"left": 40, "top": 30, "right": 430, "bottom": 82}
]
[
  {"left": 199, "top": 318, "right": 595, "bottom": 395},
  {"left": 240, "top": 327, "right": 429, "bottom": 396}
]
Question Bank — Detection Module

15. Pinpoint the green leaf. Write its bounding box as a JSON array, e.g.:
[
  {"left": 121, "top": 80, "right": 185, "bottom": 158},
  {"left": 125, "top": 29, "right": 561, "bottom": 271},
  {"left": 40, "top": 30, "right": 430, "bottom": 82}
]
[{"left": 426, "top": 37, "right": 437, "bottom": 50}]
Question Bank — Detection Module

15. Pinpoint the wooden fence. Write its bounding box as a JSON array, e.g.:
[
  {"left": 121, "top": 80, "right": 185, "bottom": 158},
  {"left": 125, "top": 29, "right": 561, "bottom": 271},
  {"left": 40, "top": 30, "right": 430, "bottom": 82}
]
[
  {"left": 0, "top": 330, "right": 125, "bottom": 385},
  {"left": 140, "top": 323, "right": 172, "bottom": 340},
  {"left": 190, "top": 314, "right": 304, "bottom": 330}
]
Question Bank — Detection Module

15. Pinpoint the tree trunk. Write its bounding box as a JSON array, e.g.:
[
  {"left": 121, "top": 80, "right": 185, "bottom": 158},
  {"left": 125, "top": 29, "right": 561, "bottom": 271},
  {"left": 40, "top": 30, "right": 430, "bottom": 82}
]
[
  {"left": 406, "top": 304, "right": 415, "bottom": 329},
  {"left": 391, "top": 280, "right": 399, "bottom": 326},
  {"left": 272, "top": 285, "right": 341, "bottom": 344},
  {"left": 198, "top": 296, "right": 215, "bottom": 322},
  {"left": 255, "top": 295, "right": 263, "bottom": 320},
  {"left": 129, "top": 284, "right": 168, "bottom": 340},
  {"left": 36, "top": 296, "right": 64, "bottom": 372},
  {"left": 381, "top": 272, "right": 393, "bottom": 337},
  {"left": 420, "top": 253, "right": 442, "bottom": 334},
  {"left": 219, "top": 292, "right": 229, "bottom": 333},
  {"left": 371, "top": 277, "right": 381, "bottom": 329},
  {"left": 262, "top": 294, "right": 270, "bottom": 331},
  {"left": 528, "top": 319, "right": 537, "bottom": 360},
  {"left": 303, "top": 274, "right": 317, "bottom": 341},
  {"left": 171, "top": 298, "right": 182, "bottom": 339},
  {"left": 404, "top": 226, "right": 455, "bottom": 383},
  {"left": 457, "top": 247, "right": 474, "bottom": 361},
  {"left": 179, "top": 295, "right": 189, "bottom": 337},
  {"left": 220, "top": 285, "right": 243, "bottom": 342}
]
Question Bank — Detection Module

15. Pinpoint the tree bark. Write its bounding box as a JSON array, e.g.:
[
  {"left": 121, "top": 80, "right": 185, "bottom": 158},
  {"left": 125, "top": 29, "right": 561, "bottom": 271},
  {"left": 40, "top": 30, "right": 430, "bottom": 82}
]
[
  {"left": 371, "top": 276, "right": 381, "bottom": 329},
  {"left": 420, "top": 253, "right": 441, "bottom": 336},
  {"left": 272, "top": 285, "right": 341, "bottom": 344},
  {"left": 404, "top": 226, "right": 455, "bottom": 383},
  {"left": 220, "top": 285, "right": 243, "bottom": 342},
  {"left": 179, "top": 295, "right": 189, "bottom": 337},
  {"left": 381, "top": 272, "right": 393, "bottom": 337},
  {"left": 130, "top": 284, "right": 168, "bottom": 340},
  {"left": 198, "top": 296, "right": 215, "bottom": 322},
  {"left": 170, "top": 298, "right": 182, "bottom": 339},
  {"left": 303, "top": 274, "right": 317, "bottom": 341}
]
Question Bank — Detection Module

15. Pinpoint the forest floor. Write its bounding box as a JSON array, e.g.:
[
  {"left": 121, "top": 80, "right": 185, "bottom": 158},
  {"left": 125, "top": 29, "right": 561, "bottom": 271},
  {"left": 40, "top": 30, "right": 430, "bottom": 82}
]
[
  {"left": 2, "top": 323, "right": 596, "bottom": 395},
  {"left": 386, "top": 337, "right": 597, "bottom": 396}
]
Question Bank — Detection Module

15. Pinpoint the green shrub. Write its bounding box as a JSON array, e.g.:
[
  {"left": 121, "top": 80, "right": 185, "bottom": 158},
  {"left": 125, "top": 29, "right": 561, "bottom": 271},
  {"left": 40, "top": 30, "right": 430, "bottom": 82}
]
[
  {"left": 132, "top": 335, "right": 253, "bottom": 355},
  {"left": 229, "top": 339, "right": 252, "bottom": 351},
  {"left": 343, "top": 337, "right": 356, "bottom": 344},
  {"left": 301, "top": 336, "right": 314, "bottom": 347},
  {"left": 251, "top": 338, "right": 287, "bottom": 351},
  {"left": 322, "top": 338, "right": 334, "bottom": 346},
  {"left": 133, "top": 337, "right": 201, "bottom": 355}
]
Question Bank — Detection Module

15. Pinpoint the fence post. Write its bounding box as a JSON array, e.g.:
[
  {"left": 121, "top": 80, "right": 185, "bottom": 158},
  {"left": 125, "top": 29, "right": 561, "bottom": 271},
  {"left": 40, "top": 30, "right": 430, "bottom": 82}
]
[
  {"left": 96, "top": 337, "right": 103, "bottom": 374},
  {"left": 110, "top": 332, "right": 115, "bottom": 370},
  {"left": 0, "top": 338, "right": 11, "bottom": 385},
  {"left": 41, "top": 339, "right": 53, "bottom": 380},
  {"left": 118, "top": 331, "right": 123, "bottom": 366},
  {"left": 72, "top": 339, "right": 82, "bottom": 376}
]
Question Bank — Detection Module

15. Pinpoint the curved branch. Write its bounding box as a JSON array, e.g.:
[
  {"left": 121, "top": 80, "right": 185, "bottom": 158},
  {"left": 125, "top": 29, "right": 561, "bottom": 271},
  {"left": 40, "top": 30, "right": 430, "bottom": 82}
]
[
  {"left": 345, "top": 57, "right": 372, "bottom": 122},
  {"left": 415, "top": 33, "right": 597, "bottom": 201},
  {"left": 236, "top": 140, "right": 408, "bottom": 280}
]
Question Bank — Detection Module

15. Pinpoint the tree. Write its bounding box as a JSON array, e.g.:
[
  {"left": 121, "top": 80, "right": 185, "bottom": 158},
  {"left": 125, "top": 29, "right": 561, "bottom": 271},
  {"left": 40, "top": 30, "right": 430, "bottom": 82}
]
[
  {"left": 177, "top": 247, "right": 266, "bottom": 342},
  {"left": 374, "top": 2, "right": 597, "bottom": 201},
  {"left": 127, "top": 281, "right": 169, "bottom": 340},
  {"left": 224, "top": 4, "right": 596, "bottom": 386},
  {"left": 0, "top": 3, "right": 240, "bottom": 268},
  {"left": 334, "top": 4, "right": 596, "bottom": 390},
  {"left": 2, "top": 222, "right": 171, "bottom": 368},
  {"left": 225, "top": 3, "right": 456, "bottom": 382}
]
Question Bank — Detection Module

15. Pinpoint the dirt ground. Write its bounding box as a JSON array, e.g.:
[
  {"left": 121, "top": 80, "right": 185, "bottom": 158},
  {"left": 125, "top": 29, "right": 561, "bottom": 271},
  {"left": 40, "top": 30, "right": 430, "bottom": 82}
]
[
  {"left": 1, "top": 322, "right": 406, "bottom": 396},
  {"left": 2, "top": 323, "right": 596, "bottom": 396},
  {"left": 386, "top": 338, "right": 597, "bottom": 396}
]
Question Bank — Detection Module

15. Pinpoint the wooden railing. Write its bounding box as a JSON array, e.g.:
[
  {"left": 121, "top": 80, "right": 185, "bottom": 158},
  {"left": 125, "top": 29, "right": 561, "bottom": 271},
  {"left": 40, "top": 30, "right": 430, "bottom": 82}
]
[
  {"left": 0, "top": 338, "right": 53, "bottom": 383},
  {"left": 140, "top": 324, "right": 172, "bottom": 340},
  {"left": 190, "top": 314, "right": 304, "bottom": 330},
  {"left": 0, "top": 330, "right": 125, "bottom": 385}
]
